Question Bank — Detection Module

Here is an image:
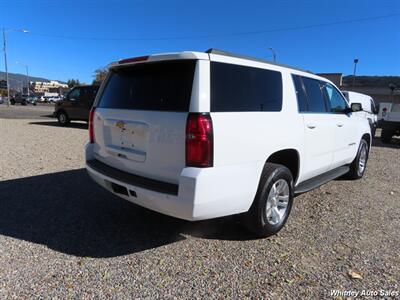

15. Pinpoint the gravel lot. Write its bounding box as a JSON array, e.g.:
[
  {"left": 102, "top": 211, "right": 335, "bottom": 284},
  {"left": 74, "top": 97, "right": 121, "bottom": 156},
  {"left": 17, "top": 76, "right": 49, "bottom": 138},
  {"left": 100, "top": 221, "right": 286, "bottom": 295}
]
[{"left": 0, "top": 112, "right": 399, "bottom": 298}]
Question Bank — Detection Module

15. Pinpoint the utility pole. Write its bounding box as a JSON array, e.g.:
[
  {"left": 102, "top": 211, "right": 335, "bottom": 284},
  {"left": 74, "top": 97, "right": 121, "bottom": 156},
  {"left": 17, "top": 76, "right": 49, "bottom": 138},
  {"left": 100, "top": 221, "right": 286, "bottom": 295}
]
[
  {"left": 26, "top": 65, "right": 29, "bottom": 97},
  {"left": 2, "top": 28, "right": 10, "bottom": 106},
  {"left": 268, "top": 47, "right": 276, "bottom": 63},
  {"left": 2, "top": 28, "right": 29, "bottom": 106},
  {"left": 352, "top": 58, "right": 359, "bottom": 87}
]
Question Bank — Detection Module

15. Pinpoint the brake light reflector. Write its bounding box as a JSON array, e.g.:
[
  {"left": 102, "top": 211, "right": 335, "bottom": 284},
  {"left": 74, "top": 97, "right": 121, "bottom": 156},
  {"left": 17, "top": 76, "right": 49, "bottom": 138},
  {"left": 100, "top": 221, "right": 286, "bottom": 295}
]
[
  {"left": 89, "top": 107, "right": 96, "bottom": 143},
  {"left": 118, "top": 56, "right": 149, "bottom": 64},
  {"left": 186, "top": 113, "right": 213, "bottom": 168}
]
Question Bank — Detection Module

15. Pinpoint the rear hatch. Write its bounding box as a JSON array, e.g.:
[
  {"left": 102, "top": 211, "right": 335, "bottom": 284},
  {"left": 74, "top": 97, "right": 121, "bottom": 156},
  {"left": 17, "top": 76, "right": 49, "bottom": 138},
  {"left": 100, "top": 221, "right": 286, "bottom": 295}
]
[{"left": 92, "top": 59, "right": 197, "bottom": 184}]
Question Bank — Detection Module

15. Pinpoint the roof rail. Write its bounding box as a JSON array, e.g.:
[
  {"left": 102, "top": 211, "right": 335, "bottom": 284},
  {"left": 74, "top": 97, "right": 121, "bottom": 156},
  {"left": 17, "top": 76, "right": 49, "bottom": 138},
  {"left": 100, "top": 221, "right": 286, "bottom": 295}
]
[{"left": 205, "top": 48, "right": 313, "bottom": 74}]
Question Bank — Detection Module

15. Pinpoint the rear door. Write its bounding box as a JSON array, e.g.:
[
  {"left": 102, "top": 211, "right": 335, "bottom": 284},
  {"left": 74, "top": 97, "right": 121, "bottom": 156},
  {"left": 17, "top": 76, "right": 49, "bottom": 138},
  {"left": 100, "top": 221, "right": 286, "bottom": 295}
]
[
  {"left": 92, "top": 60, "right": 198, "bottom": 184},
  {"left": 77, "top": 86, "right": 98, "bottom": 120},
  {"left": 293, "top": 75, "right": 335, "bottom": 180},
  {"left": 64, "top": 87, "right": 82, "bottom": 119}
]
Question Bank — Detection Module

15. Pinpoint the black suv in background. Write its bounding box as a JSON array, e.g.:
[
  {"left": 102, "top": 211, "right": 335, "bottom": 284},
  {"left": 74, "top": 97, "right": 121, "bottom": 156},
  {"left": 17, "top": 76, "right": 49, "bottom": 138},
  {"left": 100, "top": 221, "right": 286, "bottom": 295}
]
[
  {"left": 54, "top": 85, "right": 99, "bottom": 125},
  {"left": 10, "top": 94, "right": 37, "bottom": 105}
]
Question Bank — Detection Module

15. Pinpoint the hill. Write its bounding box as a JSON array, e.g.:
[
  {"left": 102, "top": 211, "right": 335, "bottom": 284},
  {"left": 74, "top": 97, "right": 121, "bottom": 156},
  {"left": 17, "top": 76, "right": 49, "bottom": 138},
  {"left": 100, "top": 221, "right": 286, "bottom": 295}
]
[{"left": 0, "top": 71, "right": 65, "bottom": 90}]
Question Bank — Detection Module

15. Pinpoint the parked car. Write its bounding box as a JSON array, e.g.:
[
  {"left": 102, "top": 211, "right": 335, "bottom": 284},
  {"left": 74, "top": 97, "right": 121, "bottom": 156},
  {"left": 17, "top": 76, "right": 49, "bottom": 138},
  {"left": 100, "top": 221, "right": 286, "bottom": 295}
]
[
  {"left": 54, "top": 85, "right": 99, "bottom": 125},
  {"left": 378, "top": 102, "right": 400, "bottom": 143},
  {"left": 0, "top": 96, "right": 4, "bottom": 104},
  {"left": 48, "top": 96, "right": 62, "bottom": 103},
  {"left": 85, "top": 49, "right": 371, "bottom": 237},
  {"left": 342, "top": 91, "right": 378, "bottom": 136},
  {"left": 10, "top": 94, "right": 33, "bottom": 105},
  {"left": 26, "top": 96, "right": 38, "bottom": 106}
]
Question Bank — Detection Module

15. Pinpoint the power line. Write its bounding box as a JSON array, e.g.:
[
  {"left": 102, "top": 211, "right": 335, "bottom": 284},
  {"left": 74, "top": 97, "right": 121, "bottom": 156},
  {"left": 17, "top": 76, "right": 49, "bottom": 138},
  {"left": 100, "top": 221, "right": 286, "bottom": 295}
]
[{"left": 28, "top": 12, "right": 400, "bottom": 41}]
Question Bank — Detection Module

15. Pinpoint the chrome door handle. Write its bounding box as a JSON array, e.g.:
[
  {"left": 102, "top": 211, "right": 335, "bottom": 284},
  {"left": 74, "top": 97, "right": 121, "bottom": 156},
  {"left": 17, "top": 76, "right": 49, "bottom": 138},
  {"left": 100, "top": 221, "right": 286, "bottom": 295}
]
[
  {"left": 337, "top": 123, "right": 344, "bottom": 127},
  {"left": 307, "top": 125, "right": 316, "bottom": 129}
]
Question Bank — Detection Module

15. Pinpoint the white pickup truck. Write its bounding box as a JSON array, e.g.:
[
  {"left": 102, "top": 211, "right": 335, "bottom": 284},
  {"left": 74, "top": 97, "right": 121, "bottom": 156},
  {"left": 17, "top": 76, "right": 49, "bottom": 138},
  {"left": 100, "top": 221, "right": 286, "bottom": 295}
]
[
  {"left": 378, "top": 102, "right": 400, "bottom": 143},
  {"left": 85, "top": 49, "right": 371, "bottom": 237}
]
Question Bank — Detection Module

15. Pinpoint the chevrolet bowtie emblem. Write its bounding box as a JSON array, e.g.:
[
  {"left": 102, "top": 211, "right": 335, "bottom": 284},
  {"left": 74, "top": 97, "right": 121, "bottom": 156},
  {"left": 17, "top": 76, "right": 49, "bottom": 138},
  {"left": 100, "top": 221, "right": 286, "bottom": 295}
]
[{"left": 116, "top": 121, "right": 125, "bottom": 130}]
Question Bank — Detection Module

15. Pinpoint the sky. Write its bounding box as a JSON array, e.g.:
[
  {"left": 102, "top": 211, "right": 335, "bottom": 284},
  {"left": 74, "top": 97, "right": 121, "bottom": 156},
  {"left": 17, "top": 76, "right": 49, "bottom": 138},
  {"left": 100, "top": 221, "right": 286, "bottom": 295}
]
[{"left": 1, "top": 0, "right": 399, "bottom": 83}]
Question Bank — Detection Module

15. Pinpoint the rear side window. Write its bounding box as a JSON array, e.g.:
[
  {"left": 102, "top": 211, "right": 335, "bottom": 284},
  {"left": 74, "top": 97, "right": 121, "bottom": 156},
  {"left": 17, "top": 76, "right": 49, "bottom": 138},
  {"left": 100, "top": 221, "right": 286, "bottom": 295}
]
[
  {"left": 301, "top": 77, "right": 328, "bottom": 113},
  {"left": 210, "top": 62, "right": 282, "bottom": 112},
  {"left": 98, "top": 60, "right": 196, "bottom": 111}
]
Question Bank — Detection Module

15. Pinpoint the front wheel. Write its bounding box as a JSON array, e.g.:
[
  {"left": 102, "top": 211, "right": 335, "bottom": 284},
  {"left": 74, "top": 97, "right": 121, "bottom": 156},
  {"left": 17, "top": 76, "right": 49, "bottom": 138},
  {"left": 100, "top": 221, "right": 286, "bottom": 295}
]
[
  {"left": 242, "top": 163, "right": 294, "bottom": 238},
  {"left": 347, "top": 139, "right": 369, "bottom": 180}
]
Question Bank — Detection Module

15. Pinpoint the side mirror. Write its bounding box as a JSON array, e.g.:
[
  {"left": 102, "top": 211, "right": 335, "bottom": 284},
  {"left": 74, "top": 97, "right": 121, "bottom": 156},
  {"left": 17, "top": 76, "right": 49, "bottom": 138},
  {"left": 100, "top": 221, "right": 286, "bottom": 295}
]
[{"left": 351, "top": 103, "right": 363, "bottom": 112}]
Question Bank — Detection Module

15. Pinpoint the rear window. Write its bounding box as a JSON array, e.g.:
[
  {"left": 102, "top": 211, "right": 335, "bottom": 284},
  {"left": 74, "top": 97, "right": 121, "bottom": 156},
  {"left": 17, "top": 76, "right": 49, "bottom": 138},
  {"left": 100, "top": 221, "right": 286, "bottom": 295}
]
[
  {"left": 210, "top": 62, "right": 282, "bottom": 112},
  {"left": 98, "top": 60, "right": 196, "bottom": 111}
]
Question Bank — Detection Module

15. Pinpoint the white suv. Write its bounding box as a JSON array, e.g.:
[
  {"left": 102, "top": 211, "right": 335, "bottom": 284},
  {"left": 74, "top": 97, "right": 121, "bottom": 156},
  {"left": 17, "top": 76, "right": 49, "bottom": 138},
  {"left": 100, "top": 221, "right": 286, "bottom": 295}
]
[{"left": 86, "top": 49, "right": 371, "bottom": 237}]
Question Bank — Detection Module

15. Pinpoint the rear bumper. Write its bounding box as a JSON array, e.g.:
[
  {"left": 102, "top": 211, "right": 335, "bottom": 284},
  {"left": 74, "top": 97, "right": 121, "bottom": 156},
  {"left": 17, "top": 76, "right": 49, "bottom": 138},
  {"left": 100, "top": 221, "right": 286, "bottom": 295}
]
[{"left": 85, "top": 144, "right": 261, "bottom": 221}]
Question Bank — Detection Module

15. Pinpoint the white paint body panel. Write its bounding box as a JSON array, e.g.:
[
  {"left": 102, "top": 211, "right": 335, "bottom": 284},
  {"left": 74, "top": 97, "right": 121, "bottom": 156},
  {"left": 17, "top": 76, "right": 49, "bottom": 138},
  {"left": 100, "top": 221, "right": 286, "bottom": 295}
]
[{"left": 86, "top": 51, "right": 371, "bottom": 221}]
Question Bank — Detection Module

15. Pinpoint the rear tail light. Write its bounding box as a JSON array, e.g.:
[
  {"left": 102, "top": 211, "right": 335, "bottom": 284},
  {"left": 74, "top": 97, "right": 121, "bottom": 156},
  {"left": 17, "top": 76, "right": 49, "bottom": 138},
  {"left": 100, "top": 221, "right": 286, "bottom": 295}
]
[
  {"left": 89, "top": 107, "right": 96, "bottom": 144},
  {"left": 186, "top": 113, "right": 214, "bottom": 168}
]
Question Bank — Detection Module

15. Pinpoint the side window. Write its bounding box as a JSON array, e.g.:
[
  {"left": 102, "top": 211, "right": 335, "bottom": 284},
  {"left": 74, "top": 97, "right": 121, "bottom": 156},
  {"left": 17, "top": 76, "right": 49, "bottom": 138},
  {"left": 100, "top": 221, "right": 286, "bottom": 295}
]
[
  {"left": 322, "top": 83, "right": 348, "bottom": 113},
  {"left": 370, "top": 99, "right": 377, "bottom": 114},
  {"left": 80, "top": 87, "right": 97, "bottom": 103},
  {"left": 301, "top": 77, "right": 328, "bottom": 113},
  {"left": 68, "top": 88, "right": 80, "bottom": 101},
  {"left": 392, "top": 104, "right": 400, "bottom": 112},
  {"left": 292, "top": 75, "right": 308, "bottom": 112},
  {"left": 210, "top": 62, "right": 283, "bottom": 112}
]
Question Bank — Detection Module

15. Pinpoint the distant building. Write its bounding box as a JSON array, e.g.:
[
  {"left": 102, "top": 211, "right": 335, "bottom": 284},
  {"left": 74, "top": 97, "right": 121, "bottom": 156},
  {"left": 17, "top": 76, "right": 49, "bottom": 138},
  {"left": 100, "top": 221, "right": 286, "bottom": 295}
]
[
  {"left": 317, "top": 73, "right": 400, "bottom": 105},
  {"left": 30, "top": 80, "right": 68, "bottom": 96}
]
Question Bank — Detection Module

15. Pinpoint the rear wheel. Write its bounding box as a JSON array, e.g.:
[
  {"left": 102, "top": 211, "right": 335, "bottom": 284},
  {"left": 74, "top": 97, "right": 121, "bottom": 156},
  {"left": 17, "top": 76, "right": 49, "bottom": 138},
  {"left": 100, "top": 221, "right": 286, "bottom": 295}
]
[
  {"left": 347, "top": 139, "right": 369, "bottom": 180},
  {"left": 57, "top": 111, "right": 70, "bottom": 126},
  {"left": 381, "top": 129, "right": 393, "bottom": 144},
  {"left": 242, "top": 163, "right": 294, "bottom": 238}
]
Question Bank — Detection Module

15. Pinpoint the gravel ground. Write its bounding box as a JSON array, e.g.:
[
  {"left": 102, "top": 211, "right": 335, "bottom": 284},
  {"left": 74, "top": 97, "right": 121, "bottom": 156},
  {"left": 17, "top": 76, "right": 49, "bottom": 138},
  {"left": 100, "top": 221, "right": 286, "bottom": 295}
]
[{"left": 0, "top": 118, "right": 399, "bottom": 299}]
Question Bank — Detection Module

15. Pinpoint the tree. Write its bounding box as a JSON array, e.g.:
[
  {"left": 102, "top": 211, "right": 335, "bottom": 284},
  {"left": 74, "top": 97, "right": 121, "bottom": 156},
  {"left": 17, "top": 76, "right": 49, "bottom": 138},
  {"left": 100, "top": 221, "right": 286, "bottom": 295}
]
[
  {"left": 67, "top": 79, "right": 80, "bottom": 88},
  {"left": 92, "top": 68, "right": 108, "bottom": 86}
]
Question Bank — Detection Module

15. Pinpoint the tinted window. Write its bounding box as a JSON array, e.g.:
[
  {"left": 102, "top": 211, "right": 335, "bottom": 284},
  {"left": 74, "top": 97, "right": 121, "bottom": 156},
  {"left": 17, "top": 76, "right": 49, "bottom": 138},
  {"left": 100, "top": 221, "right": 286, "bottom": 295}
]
[
  {"left": 322, "top": 83, "right": 348, "bottom": 113},
  {"left": 210, "top": 62, "right": 282, "bottom": 112},
  {"left": 292, "top": 75, "right": 308, "bottom": 112},
  {"left": 81, "top": 87, "right": 98, "bottom": 103},
  {"left": 302, "top": 77, "right": 327, "bottom": 113},
  {"left": 98, "top": 60, "right": 196, "bottom": 111},
  {"left": 68, "top": 88, "right": 80, "bottom": 101}
]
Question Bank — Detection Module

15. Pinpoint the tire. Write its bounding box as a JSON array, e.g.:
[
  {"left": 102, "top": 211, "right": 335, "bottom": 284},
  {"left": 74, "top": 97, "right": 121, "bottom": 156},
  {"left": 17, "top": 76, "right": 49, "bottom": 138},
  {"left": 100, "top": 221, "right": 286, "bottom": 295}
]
[
  {"left": 381, "top": 129, "right": 392, "bottom": 144},
  {"left": 347, "top": 139, "right": 369, "bottom": 180},
  {"left": 242, "top": 163, "right": 294, "bottom": 238},
  {"left": 57, "top": 111, "right": 70, "bottom": 126},
  {"left": 10, "top": 100, "right": 15, "bottom": 105}
]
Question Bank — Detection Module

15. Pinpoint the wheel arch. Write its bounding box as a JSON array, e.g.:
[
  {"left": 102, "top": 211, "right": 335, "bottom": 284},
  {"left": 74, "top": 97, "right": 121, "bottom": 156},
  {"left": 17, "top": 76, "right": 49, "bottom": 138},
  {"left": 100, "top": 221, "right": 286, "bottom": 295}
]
[
  {"left": 265, "top": 149, "right": 300, "bottom": 185},
  {"left": 361, "top": 133, "right": 371, "bottom": 150}
]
